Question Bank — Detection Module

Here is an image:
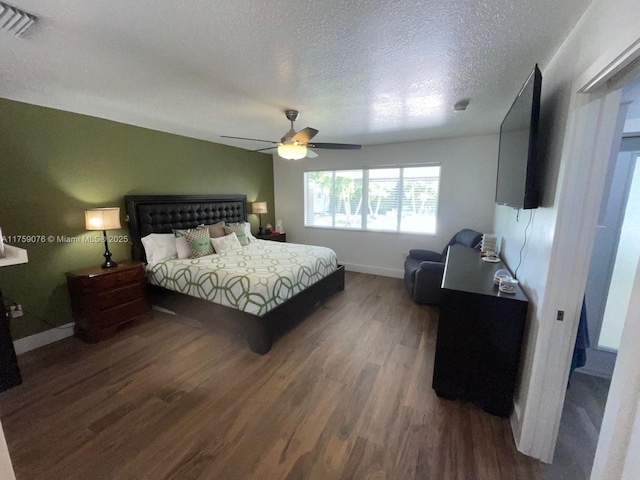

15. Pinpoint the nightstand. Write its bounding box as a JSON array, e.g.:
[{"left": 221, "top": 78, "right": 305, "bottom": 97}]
[
  {"left": 66, "top": 260, "right": 151, "bottom": 342},
  {"left": 256, "top": 232, "right": 287, "bottom": 242}
]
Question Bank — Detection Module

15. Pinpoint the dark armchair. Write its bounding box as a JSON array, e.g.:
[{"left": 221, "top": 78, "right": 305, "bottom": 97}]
[{"left": 404, "top": 229, "right": 482, "bottom": 305}]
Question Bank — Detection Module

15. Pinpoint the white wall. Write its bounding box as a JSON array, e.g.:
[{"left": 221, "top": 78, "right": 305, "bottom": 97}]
[
  {"left": 599, "top": 156, "right": 640, "bottom": 350},
  {"left": 591, "top": 254, "right": 640, "bottom": 479},
  {"left": 493, "top": 0, "right": 640, "bottom": 462},
  {"left": 273, "top": 134, "right": 498, "bottom": 277}
]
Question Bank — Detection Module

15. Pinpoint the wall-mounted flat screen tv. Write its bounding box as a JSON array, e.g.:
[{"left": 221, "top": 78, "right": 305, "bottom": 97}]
[{"left": 495, "top": 64, "right": 542, "bottom": 209}]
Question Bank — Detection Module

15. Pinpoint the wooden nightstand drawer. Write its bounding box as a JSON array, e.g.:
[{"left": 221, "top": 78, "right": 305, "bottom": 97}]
[
  {"left": 95, "top": 298, "right": 150, "bottom": 328},
  {"left": 66, "top": 260, "right": 151, "bottom": 342},
  {"left": 97, "top": 282, "right": 146, "bottom": 310},
  {"left": 87, "top": 266, "right": 144, "bottom": 291}
]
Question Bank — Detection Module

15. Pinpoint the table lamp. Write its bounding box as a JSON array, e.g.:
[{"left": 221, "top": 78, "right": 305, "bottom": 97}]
[
  {"left": 251, "top": 202, "right": 268, "bottom": 235},
  {"left": 85, "top": 207, "right": 121, "bottom": 268}
]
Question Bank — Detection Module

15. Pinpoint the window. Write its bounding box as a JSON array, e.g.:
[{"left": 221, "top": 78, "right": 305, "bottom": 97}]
[{"left": 304, "top": 165, "right": 440, "bottom": 234}]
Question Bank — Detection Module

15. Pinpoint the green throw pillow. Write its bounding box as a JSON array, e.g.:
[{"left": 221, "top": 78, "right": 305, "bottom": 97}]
[
  {"left": 224, "top": 223, "right": 249, "bottom": 246},
  {"left": 173, "top": 225, "right": 207, "bottom": 259},
  {"left": 185, "top": 228, "right": 214, "bottom": 258}
]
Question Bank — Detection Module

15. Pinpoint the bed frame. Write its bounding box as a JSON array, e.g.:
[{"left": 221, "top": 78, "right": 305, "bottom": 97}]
[{"left": 125, "top": 194, "right": 345, "bottom": 354}]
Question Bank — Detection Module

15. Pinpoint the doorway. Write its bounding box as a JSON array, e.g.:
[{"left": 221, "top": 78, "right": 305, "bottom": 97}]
[
  {"left": 550, "top": 76, "right": 640, "bottom": 478},
  {"left": 582, "top": 128, "right": 640, "bottom": 377}
]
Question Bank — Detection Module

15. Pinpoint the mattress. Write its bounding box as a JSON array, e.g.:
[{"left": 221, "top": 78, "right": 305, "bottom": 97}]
[{"left": 146, "top": 240, "right": 338, "bottom": 316}]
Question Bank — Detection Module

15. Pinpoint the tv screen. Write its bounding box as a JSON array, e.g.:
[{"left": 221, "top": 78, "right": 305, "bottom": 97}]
[{"left": 495, "top": 65, "right": 542, "bottom": 209}]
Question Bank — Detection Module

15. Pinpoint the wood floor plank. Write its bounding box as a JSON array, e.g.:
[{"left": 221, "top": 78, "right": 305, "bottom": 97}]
[{"left": 0, "top": 272, "right": 548, "bottom": 479}]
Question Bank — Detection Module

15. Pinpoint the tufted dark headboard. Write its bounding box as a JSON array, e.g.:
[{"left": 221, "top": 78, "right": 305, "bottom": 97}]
[{"left": 125, "top": 194, "right": 247, "bottom": 262}]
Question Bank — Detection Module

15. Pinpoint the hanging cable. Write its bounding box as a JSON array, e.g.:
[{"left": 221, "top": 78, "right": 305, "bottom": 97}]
[{"left": 514, "top": 209, "right": 534, "bottom": 280}]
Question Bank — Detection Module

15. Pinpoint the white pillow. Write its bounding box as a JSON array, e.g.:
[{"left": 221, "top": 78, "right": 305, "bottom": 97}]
[
  {"left": 210, "top": 232, "right": 242, "bottom": 253},
  {"left": 175, "top": 236, "right": 190, "bottom": 259},
  {"left": 141, "top": 233, "right": 178, "bottom": 265},
  {"left": 245, "top": 222, "right": 256, "bottom": 241}
]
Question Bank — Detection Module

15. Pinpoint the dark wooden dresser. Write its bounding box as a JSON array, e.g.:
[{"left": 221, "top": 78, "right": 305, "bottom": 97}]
[
  {"left": 66, "top": 260, "right": 151, "bottom": 342},
  {"left": 432, "top": 245, "right": 529, "bottom": 417}
]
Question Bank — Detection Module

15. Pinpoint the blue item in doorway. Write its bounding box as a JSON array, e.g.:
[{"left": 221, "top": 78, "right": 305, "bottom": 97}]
[{"left": 569, "top": 298, "right": 590, "bottom": 386}]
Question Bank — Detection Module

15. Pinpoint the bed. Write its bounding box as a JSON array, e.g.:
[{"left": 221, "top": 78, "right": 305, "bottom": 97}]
[{"left": 125, "top": 194, "right": 345, "bottom": 354}]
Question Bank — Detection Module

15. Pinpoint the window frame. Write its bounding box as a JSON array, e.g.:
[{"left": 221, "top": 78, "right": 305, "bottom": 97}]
[{"left": 303, "top": 163, "right": 441, "bottom": 235}]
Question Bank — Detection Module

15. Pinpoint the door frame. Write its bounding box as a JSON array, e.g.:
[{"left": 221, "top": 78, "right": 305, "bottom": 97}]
[{"left": 514, "top": 40, "right": 640, "bottom": 463}]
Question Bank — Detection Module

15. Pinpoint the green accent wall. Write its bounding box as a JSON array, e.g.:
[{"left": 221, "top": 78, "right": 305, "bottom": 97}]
[{"left": 0, "top": 98, "right": 274, "bottom": 340}]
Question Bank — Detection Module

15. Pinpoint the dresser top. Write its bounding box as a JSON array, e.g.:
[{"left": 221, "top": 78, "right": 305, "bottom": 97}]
[
  {"left": 441, "top": 245, "right": 528, "bottom": 302},
  {"left": 65, "top": 260, "right": 143, "bottom": 278}
]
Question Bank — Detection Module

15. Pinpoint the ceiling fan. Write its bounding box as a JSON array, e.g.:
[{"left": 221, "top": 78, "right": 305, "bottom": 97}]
[{"left": 221, "top": 110, "right": 362, "bottom": 160}]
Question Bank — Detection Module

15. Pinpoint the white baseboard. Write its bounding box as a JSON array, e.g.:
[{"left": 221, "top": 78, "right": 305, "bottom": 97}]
[
  {"left": 342, "top": 263, "right": 404, "bottom": 279},
  {"left": 13, "top": 322, "right": 75, "bottom": 355}
]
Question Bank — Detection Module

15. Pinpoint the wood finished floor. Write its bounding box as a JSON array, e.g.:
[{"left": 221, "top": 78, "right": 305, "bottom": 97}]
[{"left": 0, "top": 272, "right": 544, "bottom": 480}]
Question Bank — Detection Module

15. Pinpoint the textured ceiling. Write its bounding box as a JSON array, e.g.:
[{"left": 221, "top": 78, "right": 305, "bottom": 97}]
[{"left": 0, "top": 0, "right": 591, "bottom": 150}]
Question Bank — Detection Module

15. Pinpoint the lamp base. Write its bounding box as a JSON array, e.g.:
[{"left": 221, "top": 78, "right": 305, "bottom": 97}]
[
  {"left": 102, "top": 259, "right": 118, "bottom": 269},
  {"left": 258, "top": 226, "right": 265, "bottom": 236},
  {"left": 102, "top": 234, "right": 117, "bottom": 268}
]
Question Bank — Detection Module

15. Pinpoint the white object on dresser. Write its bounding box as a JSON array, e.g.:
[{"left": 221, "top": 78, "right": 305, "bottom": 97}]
[
  {"left": 0, "top": 245, "right": 28, "bottom": 267},
  {"left": 481, "top": 233, "right": 498, "bottom": 254}
]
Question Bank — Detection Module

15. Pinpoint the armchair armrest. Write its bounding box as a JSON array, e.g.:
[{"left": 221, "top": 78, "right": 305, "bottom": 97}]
[
  {"left": 417, "top": 260, "right": 446, "bottom": 274},
  {"left": 409, "top": 249, "right": 443, "bottom": 262},
  {"left": 408, "top": 260, "right": 446, "bottom": 305}
]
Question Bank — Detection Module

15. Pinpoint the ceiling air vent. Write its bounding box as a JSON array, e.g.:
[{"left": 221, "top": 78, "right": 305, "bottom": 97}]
[{"left": 0, "top": 2, "right": 37, "bottom": 37}]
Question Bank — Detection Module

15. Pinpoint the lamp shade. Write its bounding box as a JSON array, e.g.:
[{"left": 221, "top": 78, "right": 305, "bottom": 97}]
[
  {"left": 277, "top": 143, "right": 307, "bottom": 160},
  {"left": 85, "top": 207, "right": 121, "bottom": 231},
  {"left": 251, "top": 202, "right": 268, "bottom": 215}
]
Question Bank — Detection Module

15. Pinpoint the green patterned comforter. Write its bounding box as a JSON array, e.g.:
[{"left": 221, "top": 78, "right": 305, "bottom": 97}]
[{"left": 146, "top": 240, "right": 338, "bottom": 316}]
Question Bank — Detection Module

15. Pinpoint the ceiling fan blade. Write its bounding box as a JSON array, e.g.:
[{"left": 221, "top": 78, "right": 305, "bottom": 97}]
[
  {"left": 308, "top": 142, "right": 362, "bottom": 150},
  {"left": 306, "top": 149, "right": 318, "bottom": 158},
  {"left": 292, "top": 127, "right": 319, "bottom": 143},
  {"left": 252, "top": 146, "right": 277, "bottom": 152},
  {"left": 220, "top": 135, "right": 278, "bottom": 144}
]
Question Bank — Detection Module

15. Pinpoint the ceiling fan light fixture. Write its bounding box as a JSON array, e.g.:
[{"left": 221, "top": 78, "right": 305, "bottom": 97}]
[{"left": 277, "top": 143, "right": 307, "bottom": 160}]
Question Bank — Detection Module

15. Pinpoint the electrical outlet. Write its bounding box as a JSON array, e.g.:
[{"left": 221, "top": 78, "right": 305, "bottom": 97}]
[
  {"left": 556, "top": 310, "right": 564, "bottom": 321},
  {"left": 9, "top": 304, "right": 23, "bottom": 319}
]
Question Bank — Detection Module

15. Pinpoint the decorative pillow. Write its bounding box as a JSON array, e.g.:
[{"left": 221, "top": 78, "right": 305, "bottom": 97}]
[
  {"left": 173, "top": 226, "right": 207, "bottom": 259},
  {"left": 185, "top": 228, "right": 215, "bottom": 258},
  {"left": 141, "top": 233, "right": 178, "bottom": 265},
  {"left": 224, "top": 222, "right": 250, "bottom": 246},
  {"left": 207, "top": 221, "right": 226, "bottom": 239},
  {"left": 211, "top": 232, "right": 242, "bottom": 253}
]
